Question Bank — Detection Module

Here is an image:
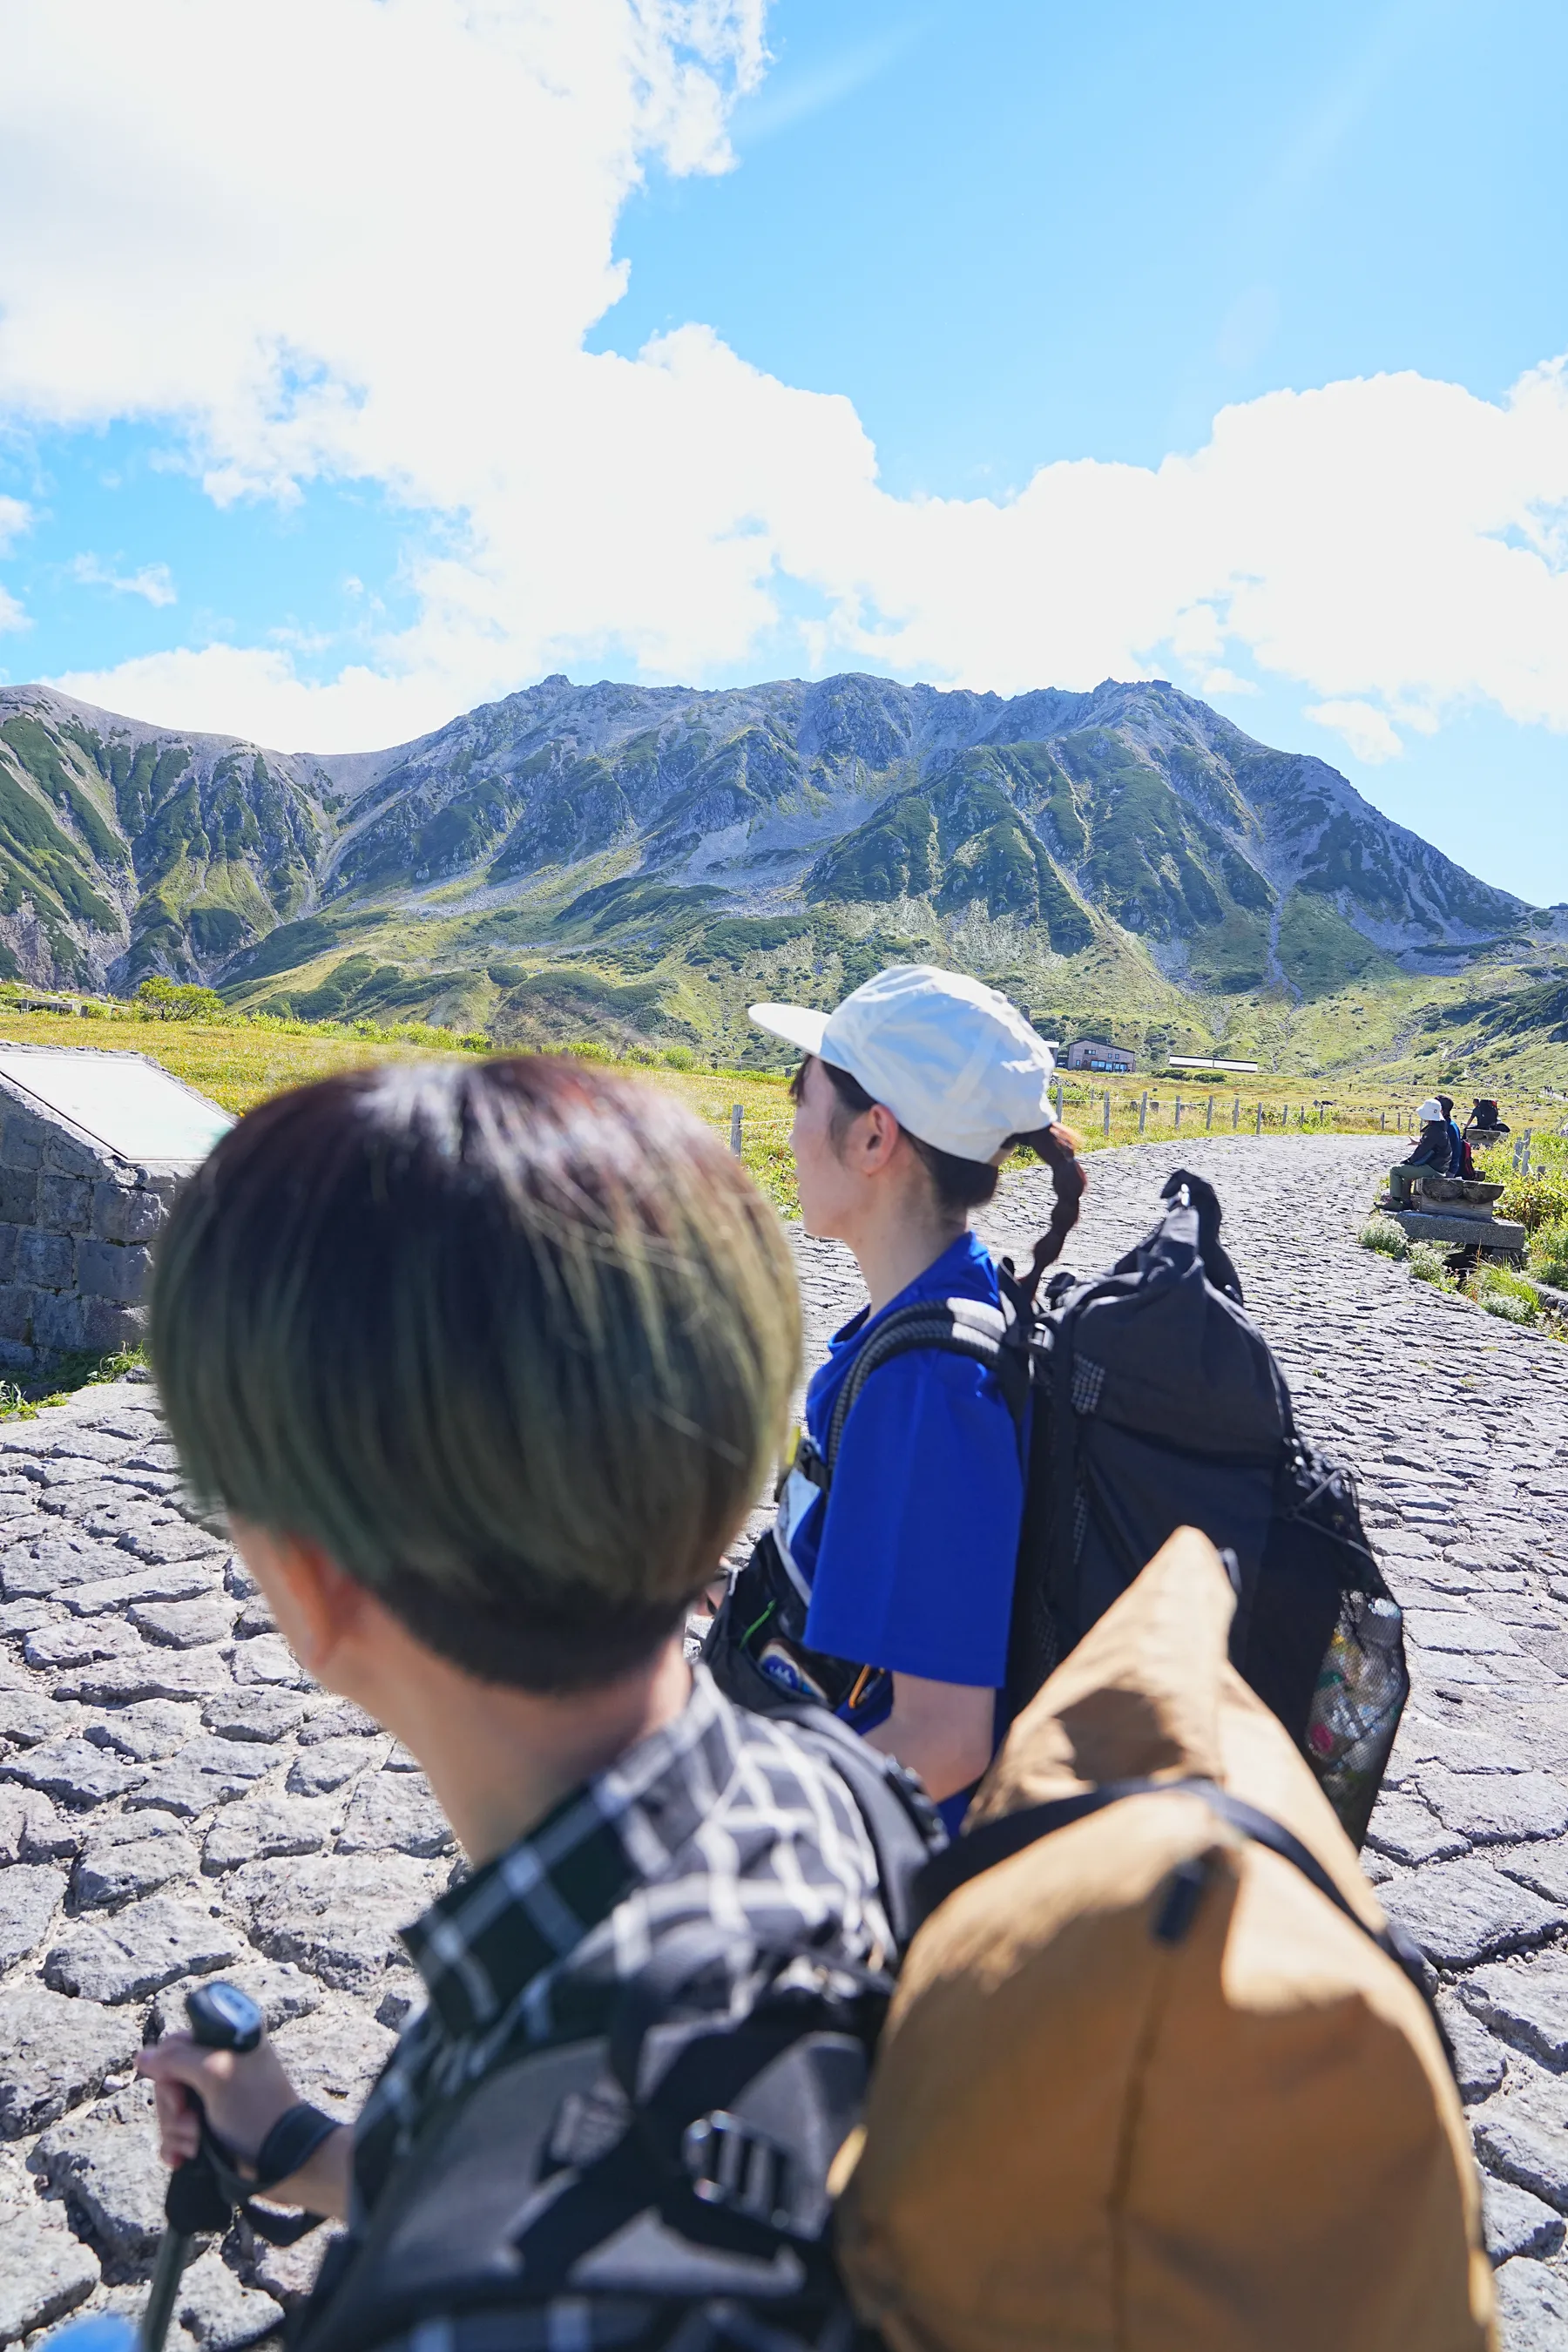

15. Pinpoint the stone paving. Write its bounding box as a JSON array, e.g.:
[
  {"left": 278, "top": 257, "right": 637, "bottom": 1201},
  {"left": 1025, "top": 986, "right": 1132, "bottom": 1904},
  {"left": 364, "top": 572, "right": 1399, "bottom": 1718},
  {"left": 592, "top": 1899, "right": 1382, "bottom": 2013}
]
[{"left": 0, "top": 1134, "right": 1565, "bottom": 2342}]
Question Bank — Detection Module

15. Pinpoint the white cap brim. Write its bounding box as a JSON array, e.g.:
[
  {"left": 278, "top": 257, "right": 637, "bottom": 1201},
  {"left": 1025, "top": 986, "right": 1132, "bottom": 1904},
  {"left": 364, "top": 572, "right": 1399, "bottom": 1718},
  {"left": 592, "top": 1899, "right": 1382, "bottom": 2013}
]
[{"left": 749, "top": 1001, "right": 829, "bottom": 1057}]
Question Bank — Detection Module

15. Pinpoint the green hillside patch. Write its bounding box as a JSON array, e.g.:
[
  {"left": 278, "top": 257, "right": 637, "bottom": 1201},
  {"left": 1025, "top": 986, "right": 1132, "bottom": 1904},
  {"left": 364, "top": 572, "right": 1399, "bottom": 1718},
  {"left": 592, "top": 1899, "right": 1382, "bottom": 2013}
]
[
  {"left": 698, "top": 915, "right": 814, "bottom": 964},
  {"left": 563, "top": 875, "right": 726, "bottom": 937},
  {"left": 489, "top": 755, "right": 633, "bottom": 880},
  {"left": 99, "top": 740, "right": 193, "bottom": 842},
  {"left": 1035, "top": 858, "right": 1095, "bottom": 956},
  {"left": 1, "top": 716, "right": 127, "bottom": 871},
  {"left": 936, "top": 817, "right": 1045, "bottom": 921},
  {"left": 1274, "top": 890, "right": 1399, "bottom": 997},
  {"left": 492, "top": 965, "right": 688, "bottom": 1044},
  {"left": 806, "top": 795, "right": 936, "bottom": 901},
  {"left": 1057, "top": 731, "right": 1227, "bottom": 940},
  {"left": 220, "top": 912, "right": 380, "bottom": 990},
  {"left": 1185, "top": 908, "right": 1274, "bottom": 993},
  {"left": 291, "top": 954, "right": 382, "bottom": 1020},
  {"left": 418, "top": 780, "right": 519, "bottom": 874},
  {"left": 186, "top": 905, "right": 251, "bottom": 959},
  {"left": 997, "top": 743, "right": 1088, "bottom": 861},
  {"left": 1220, "top": 848, "right": 1275, "bottom": 913},
  {"left": 1432, "top": 976, "right": 1568, "bottom": 1046},
  {"left": 0, "top": 762, "right": 117, "bottom": 930}
]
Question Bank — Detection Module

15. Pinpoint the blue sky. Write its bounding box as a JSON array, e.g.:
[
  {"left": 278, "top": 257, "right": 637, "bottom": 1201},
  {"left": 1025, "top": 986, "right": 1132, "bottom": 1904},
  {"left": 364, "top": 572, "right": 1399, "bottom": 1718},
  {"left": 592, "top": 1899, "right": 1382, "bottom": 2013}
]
[{"left": 0, "top": 0, "right": 1565, "bottom": 897}]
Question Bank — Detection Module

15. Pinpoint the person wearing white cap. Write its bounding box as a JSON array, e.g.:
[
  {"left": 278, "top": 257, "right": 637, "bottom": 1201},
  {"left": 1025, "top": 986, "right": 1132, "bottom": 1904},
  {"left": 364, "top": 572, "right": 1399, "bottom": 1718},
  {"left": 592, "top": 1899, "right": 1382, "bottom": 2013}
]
[
  {"left": 1401, "top": 1098, "right": 1458, "bottom": 1177},
  {"left": 710, "top": 963, "right": 1086, "bottom": 1827}
]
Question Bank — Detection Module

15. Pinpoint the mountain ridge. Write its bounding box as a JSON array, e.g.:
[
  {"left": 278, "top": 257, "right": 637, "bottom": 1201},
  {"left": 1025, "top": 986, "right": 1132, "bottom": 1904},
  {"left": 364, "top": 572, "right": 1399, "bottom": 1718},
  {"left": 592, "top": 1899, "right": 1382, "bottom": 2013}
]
[{"left": 0, "top": 671, "right": 1557, "bottom": 1081}]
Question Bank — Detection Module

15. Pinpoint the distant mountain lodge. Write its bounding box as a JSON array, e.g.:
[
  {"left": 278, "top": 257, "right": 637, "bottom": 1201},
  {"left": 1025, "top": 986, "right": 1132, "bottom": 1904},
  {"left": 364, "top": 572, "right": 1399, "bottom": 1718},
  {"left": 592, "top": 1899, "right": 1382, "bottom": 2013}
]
[
  {"left": 1064, "top": 1038, "right": 1136, "bottom": 1074},
  {"left": 1052, "top": 1044, "right": 1264, "bottom": 1078}
]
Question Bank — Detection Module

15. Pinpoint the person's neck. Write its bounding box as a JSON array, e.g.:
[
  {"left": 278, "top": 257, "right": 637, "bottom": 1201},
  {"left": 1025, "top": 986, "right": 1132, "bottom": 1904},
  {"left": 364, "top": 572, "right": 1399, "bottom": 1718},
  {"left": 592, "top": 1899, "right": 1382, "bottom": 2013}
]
[
  {"left": 372, "top": 1637, "right": 693, "bottom": 1868},
  {"left": 847, "top": 1200, "right": 968, "bottom": 1316}
]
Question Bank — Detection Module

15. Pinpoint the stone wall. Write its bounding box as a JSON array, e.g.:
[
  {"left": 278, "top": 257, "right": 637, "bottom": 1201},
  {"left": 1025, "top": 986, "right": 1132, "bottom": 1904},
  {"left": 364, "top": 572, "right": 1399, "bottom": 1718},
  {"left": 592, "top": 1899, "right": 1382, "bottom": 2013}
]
[{"left": 0, "top": 1088, "right": 185, "bottom": 1377}]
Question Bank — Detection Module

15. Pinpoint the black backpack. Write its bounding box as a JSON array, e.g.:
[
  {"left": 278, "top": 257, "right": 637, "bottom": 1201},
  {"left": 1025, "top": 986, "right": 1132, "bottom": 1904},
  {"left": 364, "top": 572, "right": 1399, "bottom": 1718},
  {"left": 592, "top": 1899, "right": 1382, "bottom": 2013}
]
[{"left": 706, "top": 1170, "right": 1409, "bottom": 1848}]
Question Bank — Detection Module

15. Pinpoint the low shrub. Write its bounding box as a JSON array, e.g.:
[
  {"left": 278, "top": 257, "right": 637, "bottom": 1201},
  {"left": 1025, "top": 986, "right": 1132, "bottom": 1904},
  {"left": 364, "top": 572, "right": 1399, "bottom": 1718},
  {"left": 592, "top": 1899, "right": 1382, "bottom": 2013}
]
[
  {"left": 1359, "top": 1214, "right": 1409, "bottom": 1260},
  {"left": 1471, "top": 1264, "right": 1539, "bottom": 1324},
  {"left": 1530, "top": 1216, "right": 1568, "bottom": 1291},
  {"left": 1409, "top": 1241, "right": 1454, "bottom": 1288},
  {"left": 1497, "top": 1163, "right": 1568, "bottom": 1234},
  {"left": 138, "top": 976, "right": 226, "bottom": 1022}
]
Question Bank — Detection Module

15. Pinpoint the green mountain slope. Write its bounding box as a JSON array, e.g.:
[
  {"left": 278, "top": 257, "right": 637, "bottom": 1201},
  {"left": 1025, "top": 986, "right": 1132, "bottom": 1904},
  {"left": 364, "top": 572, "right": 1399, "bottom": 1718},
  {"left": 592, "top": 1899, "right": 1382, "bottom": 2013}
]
[{"left": 0, "top": 672, "right": 1559, "bottom": 1085}]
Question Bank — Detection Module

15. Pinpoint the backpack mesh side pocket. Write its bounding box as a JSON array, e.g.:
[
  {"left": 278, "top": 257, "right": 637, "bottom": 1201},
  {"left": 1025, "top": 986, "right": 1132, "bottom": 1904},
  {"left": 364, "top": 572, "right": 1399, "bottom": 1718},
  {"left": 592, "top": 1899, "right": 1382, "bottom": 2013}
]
[{"left": 1303, "top": 1585, "right": 1409, "bottom": 1848}]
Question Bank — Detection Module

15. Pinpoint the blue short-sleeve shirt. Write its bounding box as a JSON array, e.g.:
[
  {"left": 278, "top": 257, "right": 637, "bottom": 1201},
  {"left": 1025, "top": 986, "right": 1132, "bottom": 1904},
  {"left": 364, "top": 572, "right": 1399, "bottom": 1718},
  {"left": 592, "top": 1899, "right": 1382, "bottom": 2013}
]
[{"left": 774, "top": 1230, "right": 1026, "bottom": 1698}]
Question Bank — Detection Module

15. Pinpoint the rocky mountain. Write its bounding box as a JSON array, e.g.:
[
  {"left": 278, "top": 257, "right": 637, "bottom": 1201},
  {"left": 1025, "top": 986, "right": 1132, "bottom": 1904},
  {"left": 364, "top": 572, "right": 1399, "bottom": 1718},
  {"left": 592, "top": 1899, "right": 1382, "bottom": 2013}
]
[{"left": 0, "top": 672, "right": 1550, "bottom": 1070}]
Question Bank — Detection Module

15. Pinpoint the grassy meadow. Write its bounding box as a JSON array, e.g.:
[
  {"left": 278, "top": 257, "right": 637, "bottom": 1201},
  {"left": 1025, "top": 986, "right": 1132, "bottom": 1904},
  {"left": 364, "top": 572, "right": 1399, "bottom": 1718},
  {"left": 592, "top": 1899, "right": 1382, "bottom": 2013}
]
[{"left": 5, "top": 984, "right": 1566, "bottom": 1222}]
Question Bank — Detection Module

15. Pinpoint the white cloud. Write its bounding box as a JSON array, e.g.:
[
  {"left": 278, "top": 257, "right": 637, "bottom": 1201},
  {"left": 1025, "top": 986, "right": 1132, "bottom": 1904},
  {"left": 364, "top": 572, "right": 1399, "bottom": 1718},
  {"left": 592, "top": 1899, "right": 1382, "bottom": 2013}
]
[
  {"left": 68, "top": 554, "right": 176, "bottom": 606},
  {"left": 0, "top": 496, "right": 29, "bottom": 631},
  {"left": 3, "top": 3, "right": 1568, "bottom": 758},
  {"left": 1307, "top": 700, "right": 1405, "bottom": 764},
  {"left": 0, "top": 497, "right": 28, "bottom": 635},
  {"left": 50, "top": 642, "right": 429, "bottom": 749}
]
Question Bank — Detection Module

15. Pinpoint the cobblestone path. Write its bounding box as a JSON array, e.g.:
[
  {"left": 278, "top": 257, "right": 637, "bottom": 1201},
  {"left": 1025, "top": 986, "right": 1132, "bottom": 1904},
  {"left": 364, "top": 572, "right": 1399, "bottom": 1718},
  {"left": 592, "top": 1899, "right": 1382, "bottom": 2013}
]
[{"left": 0, "top": 1135, "right": 1565, "bottom": 2342}]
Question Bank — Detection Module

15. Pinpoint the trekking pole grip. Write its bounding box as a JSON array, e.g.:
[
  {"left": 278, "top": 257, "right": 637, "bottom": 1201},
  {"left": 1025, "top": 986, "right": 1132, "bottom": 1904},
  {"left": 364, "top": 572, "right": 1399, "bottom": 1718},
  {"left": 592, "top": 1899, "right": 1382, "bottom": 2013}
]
[{"left": 139, "top": 1983, "right": 267, "bottom": 2352}]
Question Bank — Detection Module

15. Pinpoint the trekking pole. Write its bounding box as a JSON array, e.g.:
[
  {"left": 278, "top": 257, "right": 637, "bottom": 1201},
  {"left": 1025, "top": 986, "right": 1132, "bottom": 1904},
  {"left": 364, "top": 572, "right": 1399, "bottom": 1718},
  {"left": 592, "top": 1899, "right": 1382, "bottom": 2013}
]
[{"left": 139, "top": 1984, "right": 266, "bottom": 2352}]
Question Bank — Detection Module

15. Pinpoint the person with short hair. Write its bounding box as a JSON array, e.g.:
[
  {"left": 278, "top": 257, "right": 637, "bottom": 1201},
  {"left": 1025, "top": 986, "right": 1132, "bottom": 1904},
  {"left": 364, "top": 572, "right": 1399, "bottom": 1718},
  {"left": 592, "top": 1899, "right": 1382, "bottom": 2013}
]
[
  {"left": 723, "top": 965, "right": 1085, "bottom": 1826},
  {"left": 136, "top": 1056, "right": 892, "bottom": 2348}
]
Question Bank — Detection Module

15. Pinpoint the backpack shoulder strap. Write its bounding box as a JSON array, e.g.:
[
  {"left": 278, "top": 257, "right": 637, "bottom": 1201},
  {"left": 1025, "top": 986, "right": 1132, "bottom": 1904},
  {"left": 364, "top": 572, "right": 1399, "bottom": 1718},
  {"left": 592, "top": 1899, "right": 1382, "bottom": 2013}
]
[
  {"left": 912, "top": 1775, "right": 1444, "bottom": 2046},
  {"left": 825, "top": 1296, "right": 1028, "bottom": 1472},
  {"left": 771, "top": 1701, "right": 948, "bottom": 1950},
  {"left": 294, "top": 1937, "right": 882, "bottom": 2352}
]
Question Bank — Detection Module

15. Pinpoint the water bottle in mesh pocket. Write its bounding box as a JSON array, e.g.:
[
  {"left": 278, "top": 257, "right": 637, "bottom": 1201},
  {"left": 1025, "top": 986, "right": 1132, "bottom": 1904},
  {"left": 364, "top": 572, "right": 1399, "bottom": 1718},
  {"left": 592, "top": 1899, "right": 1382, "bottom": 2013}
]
[{"left": 1304, "top": 1592, "right": 1409, "bottom": 1847}]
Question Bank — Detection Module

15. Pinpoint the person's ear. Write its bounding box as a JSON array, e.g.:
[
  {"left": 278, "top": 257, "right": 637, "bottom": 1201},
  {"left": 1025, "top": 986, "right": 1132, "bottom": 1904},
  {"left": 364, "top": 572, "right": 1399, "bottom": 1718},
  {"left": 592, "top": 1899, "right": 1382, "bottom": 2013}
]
[
  {"left": 860, "top": 1102, "right": 903, "bottom": 1173},
  {"left": 228, "top": 1518, "right": 372, "bottom": 1682}
]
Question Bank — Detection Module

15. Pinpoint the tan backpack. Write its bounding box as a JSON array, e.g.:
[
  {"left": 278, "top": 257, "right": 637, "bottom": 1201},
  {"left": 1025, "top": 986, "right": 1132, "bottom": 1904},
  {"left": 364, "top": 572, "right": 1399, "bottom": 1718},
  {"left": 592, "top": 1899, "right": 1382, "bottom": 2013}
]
[{"left": 833, "top": 1526, "right": 1494, "bottom": 2352}]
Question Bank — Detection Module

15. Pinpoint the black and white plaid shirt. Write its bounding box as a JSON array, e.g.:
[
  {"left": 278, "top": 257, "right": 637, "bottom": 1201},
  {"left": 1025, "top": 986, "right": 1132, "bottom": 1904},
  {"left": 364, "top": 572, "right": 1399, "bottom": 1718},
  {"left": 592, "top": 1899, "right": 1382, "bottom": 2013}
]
[{"left": 339, "top": 1666, "right": 890, "bottom": 2348}]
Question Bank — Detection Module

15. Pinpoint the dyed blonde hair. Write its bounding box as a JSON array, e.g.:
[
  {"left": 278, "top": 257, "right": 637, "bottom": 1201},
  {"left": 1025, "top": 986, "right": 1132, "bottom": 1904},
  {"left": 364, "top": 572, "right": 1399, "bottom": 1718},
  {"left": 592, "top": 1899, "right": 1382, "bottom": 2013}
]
[{"left": 152, "top": 1056, "right": 800, "bottom": 1690}]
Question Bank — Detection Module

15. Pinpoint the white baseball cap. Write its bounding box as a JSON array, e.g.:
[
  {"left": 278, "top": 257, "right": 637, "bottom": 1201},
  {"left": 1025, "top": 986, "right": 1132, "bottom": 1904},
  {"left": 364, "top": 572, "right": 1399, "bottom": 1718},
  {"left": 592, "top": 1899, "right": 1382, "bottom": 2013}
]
[{"left": 750, "top": 963, "right": 1057, "bottom": 1162}]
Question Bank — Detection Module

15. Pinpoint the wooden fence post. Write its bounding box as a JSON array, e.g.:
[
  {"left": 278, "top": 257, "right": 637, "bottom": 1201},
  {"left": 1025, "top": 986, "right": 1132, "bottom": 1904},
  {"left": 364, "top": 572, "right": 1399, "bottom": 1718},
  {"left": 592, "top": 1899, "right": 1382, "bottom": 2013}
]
[
  {"left": 1103, "top": 1088, "right": 1111, "bottom": 1138},
  {"left": 1174, "top": 1096, "right": 1182, "bottom": 1130},
  {"left": 1139, "top": 1091, "right": 1148, "bottom": 1133},
  {"left": 1254, "top": 1101, "right": 1262, "bottom": 1135},
  {"left": 729, "top": 1104, "right": 743, "bottom": 1158},
  {"left": 1206, "top": 1094, "right": 1213, "bottom": 1130}
]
